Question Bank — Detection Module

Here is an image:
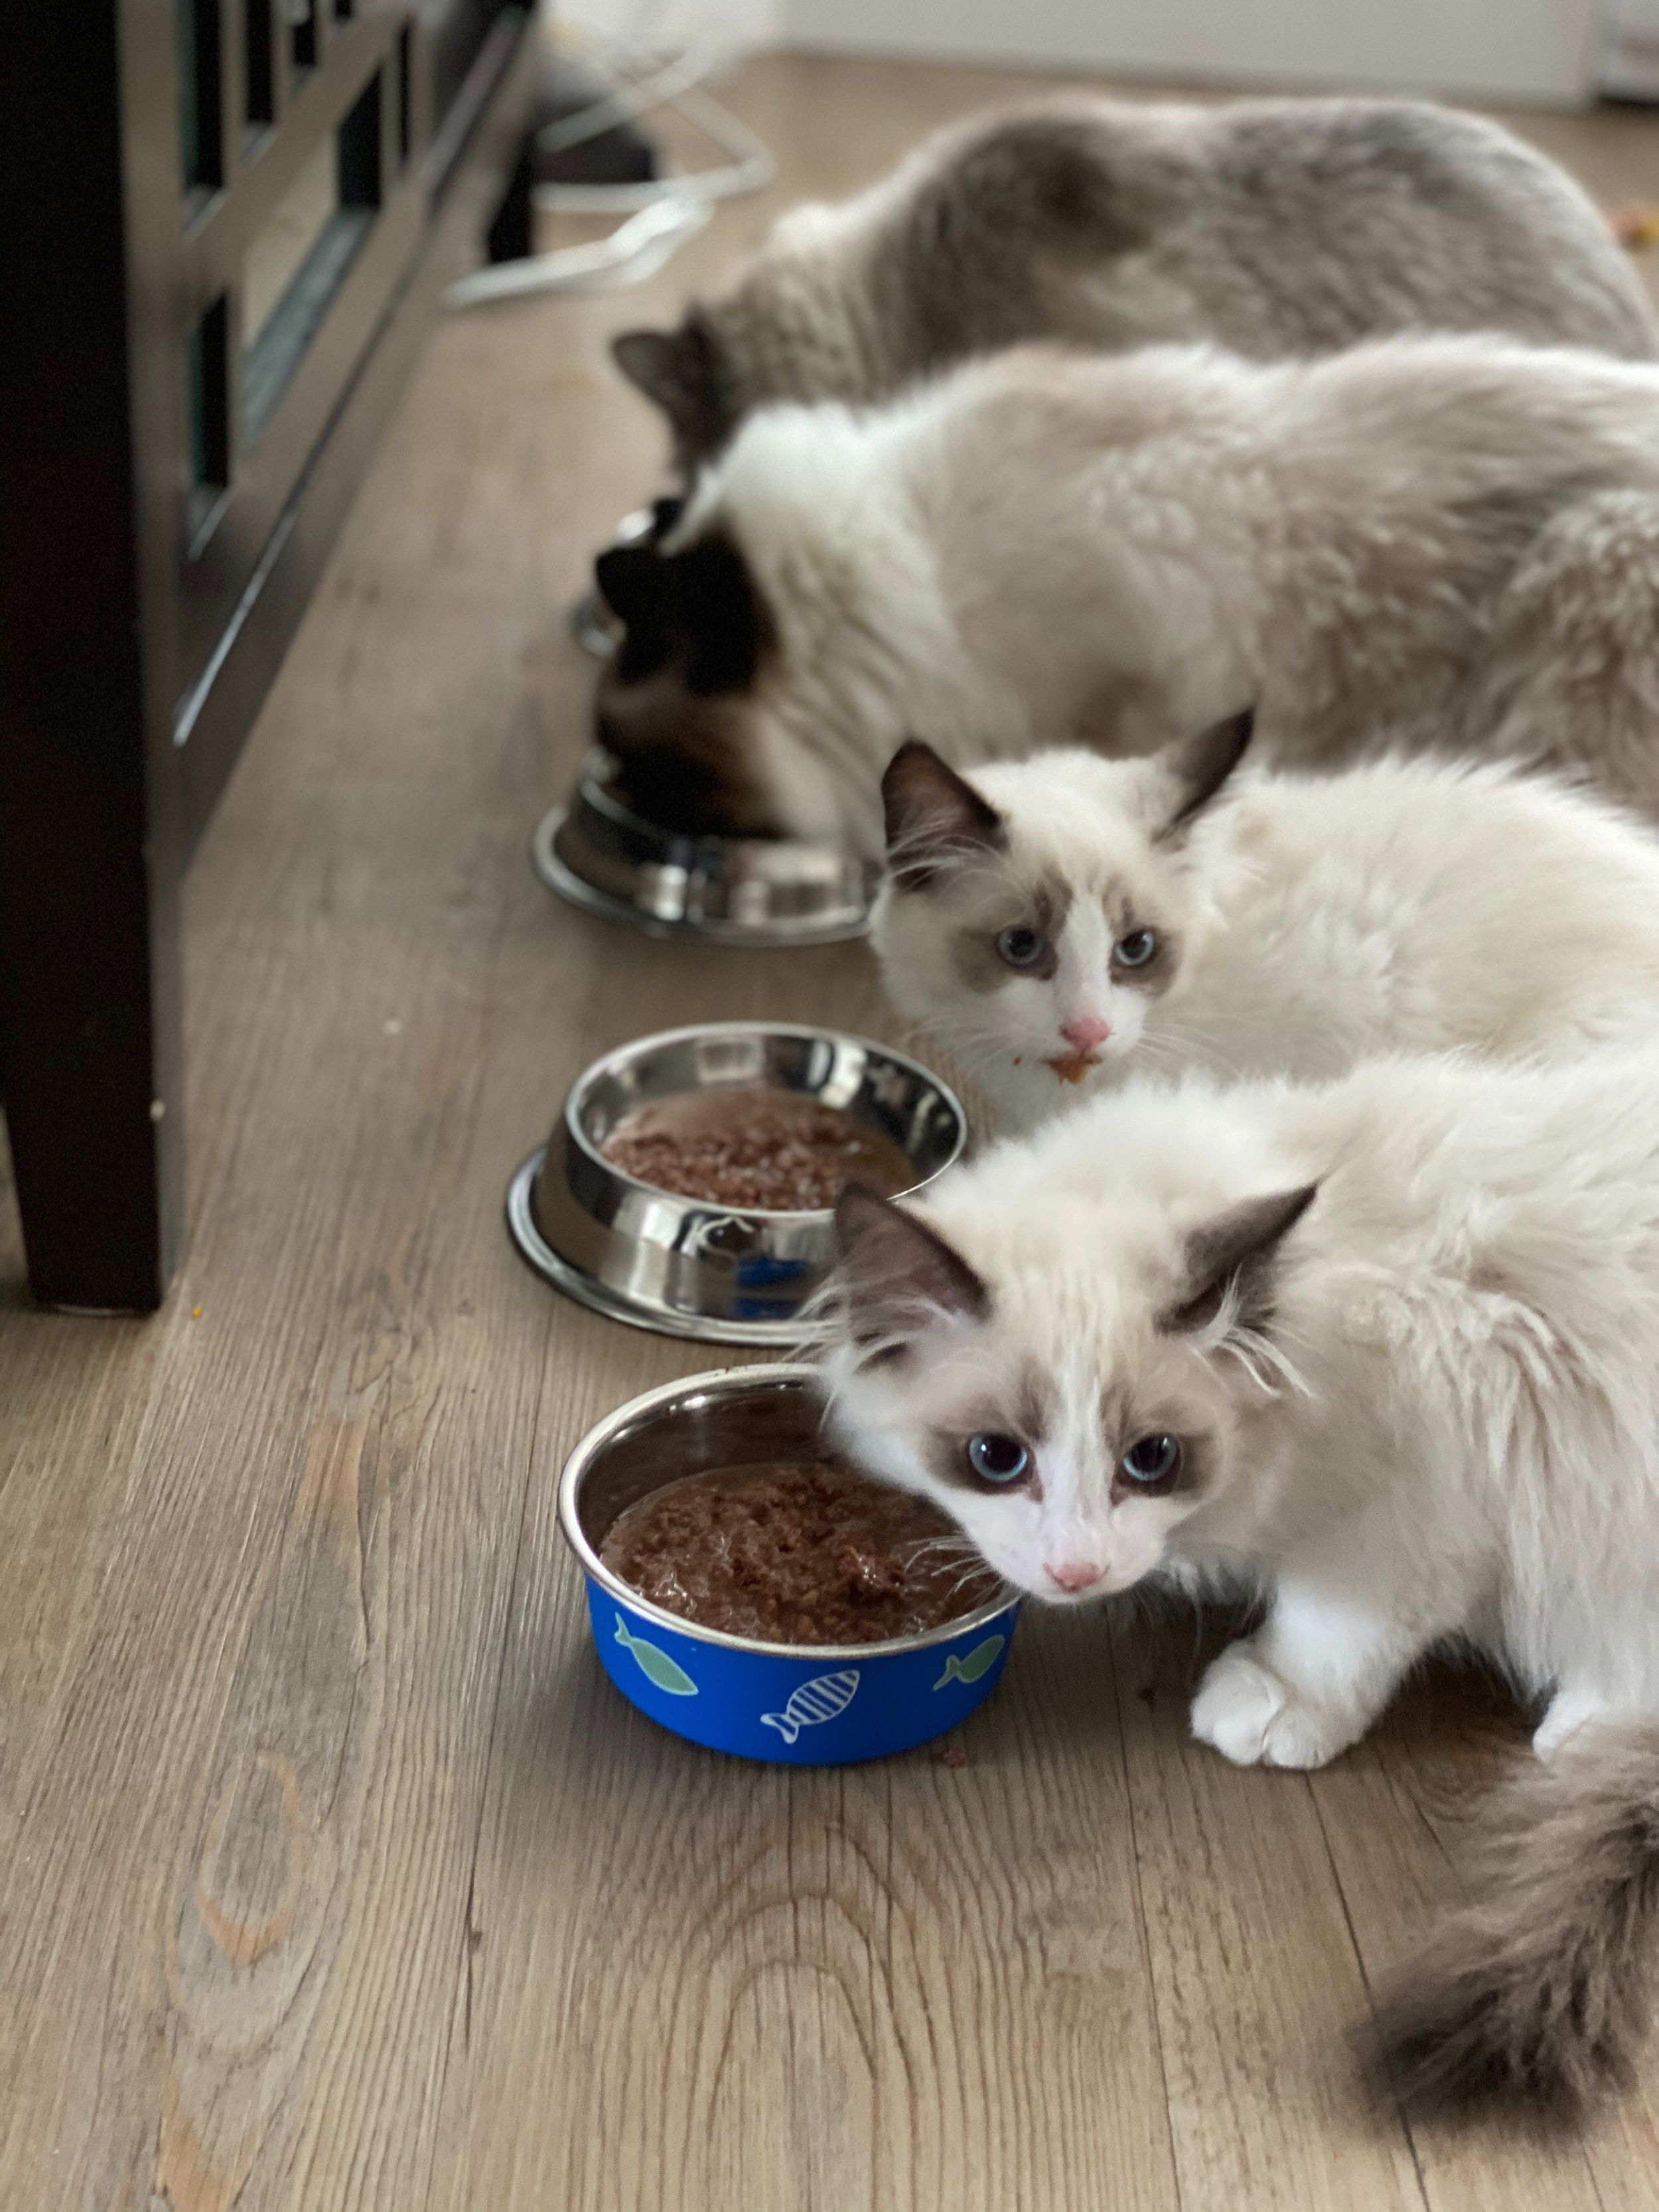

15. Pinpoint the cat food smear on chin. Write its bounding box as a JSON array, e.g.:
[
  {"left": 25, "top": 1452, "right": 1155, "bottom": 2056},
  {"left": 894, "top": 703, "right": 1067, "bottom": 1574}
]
[{"left": 1046, "top": 1051, "right": 1098, "bottom": 1084}]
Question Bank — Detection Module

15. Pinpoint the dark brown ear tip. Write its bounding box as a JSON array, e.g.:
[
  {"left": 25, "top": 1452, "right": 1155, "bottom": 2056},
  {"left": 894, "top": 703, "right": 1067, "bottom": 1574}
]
[
  {"left": 881, "top": 738, "right": 941, "bottom": 791},
  {"left": 879, "top": 744, "right": 1005, "bottom": 860},
  {"left": 1157, "top": 704, "right": 1258, "bottom": 838},
  {"left": 1282, "top": 1181, "right": 1319, "bottom": 1228},
  {"left": 648, "top": 495, "right": 685, "bottom": 542},
  {"left": 1160, "top": 1177, "right": 1319, "bottom": 1335},
  {"left": 609, "top": 331, "right": 673, "bottom": 388},
  {"left": 1200, "top": 704, "right": 1255, "bottom": 768},
  {"left": 1251, "top": 1179, "right": 1319, "bottom": 1253}
]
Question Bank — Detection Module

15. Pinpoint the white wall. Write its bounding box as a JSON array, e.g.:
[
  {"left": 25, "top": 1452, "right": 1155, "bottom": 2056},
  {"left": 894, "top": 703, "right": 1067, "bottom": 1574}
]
[
  {"left": 559, "top": 0, "right": 782, "bottom": 54},
  {"left": 1603, "top": 0, "right": 1659, "bottom": 96},
  {"left": 772, "top": 0, "right": 1603, "bottom": 108}
]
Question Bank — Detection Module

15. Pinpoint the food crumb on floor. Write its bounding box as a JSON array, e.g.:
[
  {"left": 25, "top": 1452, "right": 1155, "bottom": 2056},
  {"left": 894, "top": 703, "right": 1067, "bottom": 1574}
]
[{"left": 934, "top": 1745, "right": 969, "bottom": 1768}]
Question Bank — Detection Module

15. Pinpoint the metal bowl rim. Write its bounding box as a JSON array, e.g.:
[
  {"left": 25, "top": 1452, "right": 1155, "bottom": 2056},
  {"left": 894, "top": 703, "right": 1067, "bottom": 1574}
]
[
  {"left": 561, "top": 1019, "right": 969, "bottom": 1222},
  {"left": 532, "top": 806, "right": 874, "bottom": 950},
  {"left": 557, "top": 1362, "right": 1019, "bottom": 1662},
  {"left": 506, "top": 1148, "right": 808, "bottom": 1347},
  {"left": 572, "top": 748, "right": 855, "bottom": 865}
]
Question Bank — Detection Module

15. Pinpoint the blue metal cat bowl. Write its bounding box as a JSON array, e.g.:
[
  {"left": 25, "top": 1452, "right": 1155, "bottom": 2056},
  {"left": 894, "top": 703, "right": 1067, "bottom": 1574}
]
[{"left": 558, "top": 1364, "right": 1021, "bottom": 1765}]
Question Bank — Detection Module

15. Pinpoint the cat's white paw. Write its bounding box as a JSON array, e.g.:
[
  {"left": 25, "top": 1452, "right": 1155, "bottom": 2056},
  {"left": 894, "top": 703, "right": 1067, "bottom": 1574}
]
[{"left": 1190, "top": 1645, "right": 1354, "bottom": 1769}]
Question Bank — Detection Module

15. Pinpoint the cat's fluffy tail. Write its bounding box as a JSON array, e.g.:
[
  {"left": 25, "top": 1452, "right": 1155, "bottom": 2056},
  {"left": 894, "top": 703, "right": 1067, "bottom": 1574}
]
[{"left": 1368, "top": 1720, "right": 1659, "bottom": 2120}]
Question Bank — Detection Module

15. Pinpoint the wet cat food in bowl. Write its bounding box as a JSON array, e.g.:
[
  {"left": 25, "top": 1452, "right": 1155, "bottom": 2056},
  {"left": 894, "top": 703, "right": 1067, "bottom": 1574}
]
[
  {"left": 600, "top": 1460, "right": 1002, "bottom": 1645},
  {"left": 532, "top": 749, "right": 877, "bottom": 946},
  {"left": 597, "top": 1090, "right": 914, "bottom": 1213},
  {"left": 506, "top": 1022, "right": 966, "bottom": 1346},
  {"left": 560, "top": 1364, "right": 1020, "bottom": 1763}
]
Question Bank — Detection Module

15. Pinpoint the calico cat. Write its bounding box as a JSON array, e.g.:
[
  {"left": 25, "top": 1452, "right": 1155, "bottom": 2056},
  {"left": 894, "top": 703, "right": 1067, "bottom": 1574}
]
[
  {"left": 872, "top": 719, "right": 1659, "bottom": 1132},
  {"left": 591, "top": 335, "right": 1659, "bottom": 849},
  {"left": 820, "top": 1044, "right": 1659, "bottom": 2116},
  {"left": 611, "top": 97, "right": 1656, "bottom": 475}
]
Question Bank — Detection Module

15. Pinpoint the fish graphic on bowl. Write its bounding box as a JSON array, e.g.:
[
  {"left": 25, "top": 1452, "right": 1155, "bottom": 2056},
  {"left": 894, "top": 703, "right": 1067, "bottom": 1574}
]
[
  {"left": 561, "top": 1367, "right": 1021, "bottom": 1765},
  {"left": 761, "top": 1669, "right": 861, "bottom": 1745},
  {"left": 613, "top": 1615, "right": 698, "bottom": 1697}
]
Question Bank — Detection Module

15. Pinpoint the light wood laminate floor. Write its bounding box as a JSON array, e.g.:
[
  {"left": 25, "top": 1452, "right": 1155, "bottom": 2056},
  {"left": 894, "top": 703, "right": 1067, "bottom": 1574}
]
[{"left": 5, "top": 50, "right": 1659, "bottom": 2212}]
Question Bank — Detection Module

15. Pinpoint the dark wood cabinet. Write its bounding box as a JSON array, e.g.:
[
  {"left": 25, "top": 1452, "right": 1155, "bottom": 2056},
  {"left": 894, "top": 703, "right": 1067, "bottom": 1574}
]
[{"left": 0, "top": 0, "right": 540, "bottom": 1310}]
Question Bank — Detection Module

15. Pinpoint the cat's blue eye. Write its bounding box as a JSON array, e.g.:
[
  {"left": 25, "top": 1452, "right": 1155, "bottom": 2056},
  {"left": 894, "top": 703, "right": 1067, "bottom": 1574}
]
[
  {"left": 1119, "top": 1434, "right": 1181, "bottom": 1487},
  {"left": 966, "top": 1432, "right": 1031, "bottom": 1484},
  {"left": 1114, "top": 928, "right": 1158, "bottom": 969},
  {"left": 995, "top": 926, "right": 1048, "bottom": 970}
]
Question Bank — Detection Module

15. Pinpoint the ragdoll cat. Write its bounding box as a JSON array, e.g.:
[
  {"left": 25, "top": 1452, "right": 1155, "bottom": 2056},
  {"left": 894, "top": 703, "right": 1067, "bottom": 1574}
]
[
  {"left": 873, "top": 718, "right": 1659, "bottom": 1133},
  {"left": 820, "top": 1043, "right": 1659, "bottom": 2116},
  {"left": 592, "top": 335, "right": 1659, "bottom": 847},
  {"left": 611, "top": 96, "right": 1655, "bottom": 475}
]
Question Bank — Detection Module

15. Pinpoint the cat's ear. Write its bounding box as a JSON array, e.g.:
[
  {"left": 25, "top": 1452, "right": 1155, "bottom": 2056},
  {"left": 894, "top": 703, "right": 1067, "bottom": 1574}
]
[
  {"left": 595, "top": 502, "right": 685, "bottom": 623},
  {"left": 1151, "top": 708, "right": 1255, "bottom": 842},
  {"left": 834, "top": 1185, "right": 989, "bottom": 1347},
  {"left": 648, "top": 494, "right": 685, "bottom": 541},
  {"left": 611, "top": 315, "right": 729, "bottom": 457},
  {"left": 611, "top": 327, "right": 701, "bottom": 412},
  {"left": 594, "top": 542, "right": 668, "bottom": 628},
  {"left": 1161, "top": 1182, "right": 1317, "bottom": 1335},
  {"left": 881, "top": 741, "right": 1007, "bottom": 888}
]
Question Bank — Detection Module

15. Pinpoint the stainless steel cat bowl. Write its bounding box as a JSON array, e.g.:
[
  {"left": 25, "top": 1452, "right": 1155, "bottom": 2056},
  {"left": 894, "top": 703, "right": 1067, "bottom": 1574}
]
[
  {"left": 533, "top": 749, "right": 878, "bottom": 948},
  {"left": 506, "top": 1021, "right": 968, "bottom": 1345}
]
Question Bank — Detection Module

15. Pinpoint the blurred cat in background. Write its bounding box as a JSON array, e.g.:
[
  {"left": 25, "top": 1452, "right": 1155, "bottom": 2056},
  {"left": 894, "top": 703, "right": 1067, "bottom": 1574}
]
[
  {"left": 611, "top": 98, "right": 1654, "bottom": 475},
  {"left": 593, "top": 336, "right": 1659, "bottom": 846}
]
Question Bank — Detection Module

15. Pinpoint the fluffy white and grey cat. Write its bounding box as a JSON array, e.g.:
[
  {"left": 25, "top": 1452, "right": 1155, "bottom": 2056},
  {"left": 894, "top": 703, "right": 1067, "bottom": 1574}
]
[
  {"left": 872, "top": 719, "right": 1659, "bottom": 1133},
  {"left": 593, "top": 336, "right": 1659, "bottom": 846},
  {"left": 611, "top": 96, "right": 1655, "bottom": 474},
  {"left": 820, "top": 1045, "right": 1659, "bottom": 2116}
]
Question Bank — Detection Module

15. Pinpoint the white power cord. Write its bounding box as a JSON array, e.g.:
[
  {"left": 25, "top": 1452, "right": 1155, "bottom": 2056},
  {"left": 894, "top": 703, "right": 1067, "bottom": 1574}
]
[
  {"left": 447, "top": 192, "right": 712, "bottom": 303},
  {"left": 531, "top": 40, "right": 718, "bottom": 168},
  {"left": 444, "top": 19, "right": 774, "bottom": 309}
]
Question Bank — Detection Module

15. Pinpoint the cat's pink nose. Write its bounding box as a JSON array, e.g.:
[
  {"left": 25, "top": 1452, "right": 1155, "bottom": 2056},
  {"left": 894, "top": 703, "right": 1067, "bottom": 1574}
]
[
  {"left": 1060, "top": 1015, "right": 1110, "bottom": 1053},
  {"left": 1045, "top": 1560, "right": 1105, "bottom": 1593}
]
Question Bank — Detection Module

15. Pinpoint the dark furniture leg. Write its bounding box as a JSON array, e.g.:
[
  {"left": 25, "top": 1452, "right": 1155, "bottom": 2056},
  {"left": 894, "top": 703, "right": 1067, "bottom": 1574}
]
[
  {"left": 0, "top": 0, "right": 538, "bottom": 1313},
  {"left": 0, "top": 750, "right": 182, "bottom": 1317},
  {"left": 486, "top": 138, "right": 537, "bottom": 263},
  {"left": 0, "top": 1, "right": 181, "bottom": 1311}
]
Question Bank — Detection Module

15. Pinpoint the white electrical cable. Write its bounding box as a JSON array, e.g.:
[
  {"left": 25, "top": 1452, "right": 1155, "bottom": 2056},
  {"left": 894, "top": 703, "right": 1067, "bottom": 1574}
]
[
  {"left": 443, "top": 20, "right": 774, "bottom": 310},
  {"left": 533, "top": 42, "right": 715, "bottom": 161},
  {"left": 536, "top": 79, "right": 774, "bottom": 214},
  {"left": 446, "top": 192, "right": 711, "bottom": 305}
]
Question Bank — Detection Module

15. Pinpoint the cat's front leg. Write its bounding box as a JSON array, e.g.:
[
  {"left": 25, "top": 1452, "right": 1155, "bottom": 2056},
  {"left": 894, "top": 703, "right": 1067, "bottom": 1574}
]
[{"left": 1190, "top": 1584, "right": 1425, "bottom": 1770}]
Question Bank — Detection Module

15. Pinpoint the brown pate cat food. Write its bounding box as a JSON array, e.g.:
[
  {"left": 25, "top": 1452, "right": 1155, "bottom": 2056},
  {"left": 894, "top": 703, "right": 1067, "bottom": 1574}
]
[
  {"left": 599, "top": 1089, "right": 913, "bottom": 1212},
  {"left": 599, "top": 1461, "right": 1000, "bottom": 1644}
]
